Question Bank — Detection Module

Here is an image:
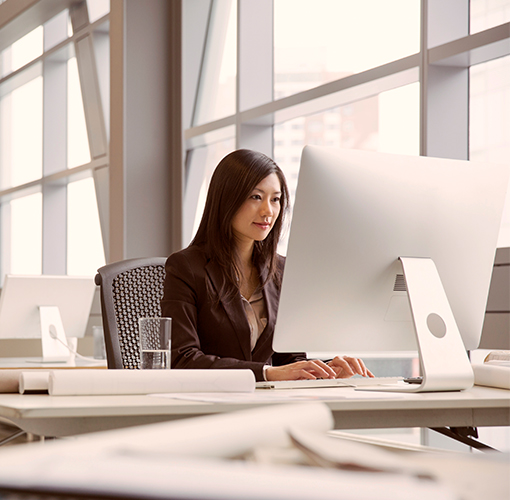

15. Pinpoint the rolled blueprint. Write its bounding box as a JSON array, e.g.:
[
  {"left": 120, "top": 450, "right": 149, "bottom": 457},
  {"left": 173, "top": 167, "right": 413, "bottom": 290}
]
[
  {"left": 472, "top": 363, "right": 510, "bottom": 390},
  {"left": 48, "top": 369, "right": 256, "bottom": 395},
  {"left": 0, "top": 370, "right": 26, "bottom": 393},
  {"left": 19, "top": 371, "right": 51, "bottom": 394}
]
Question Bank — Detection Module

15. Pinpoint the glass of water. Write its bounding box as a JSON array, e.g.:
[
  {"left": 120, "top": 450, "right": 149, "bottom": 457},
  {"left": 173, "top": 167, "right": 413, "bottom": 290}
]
[{"left": 139, "top": 317, "right": 172, "bottom": 369}]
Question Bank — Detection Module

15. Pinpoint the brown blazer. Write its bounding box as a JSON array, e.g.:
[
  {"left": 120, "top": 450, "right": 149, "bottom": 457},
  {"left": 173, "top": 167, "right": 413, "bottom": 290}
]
[{"left": 161, "top": 245, "right": 305, "bottom": 381}]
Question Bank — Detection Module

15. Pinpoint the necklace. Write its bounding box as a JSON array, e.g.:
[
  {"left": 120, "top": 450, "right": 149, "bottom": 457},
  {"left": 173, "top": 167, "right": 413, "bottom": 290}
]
[{"left": 240, "top": 265, "right": 257, "bottom": 299}]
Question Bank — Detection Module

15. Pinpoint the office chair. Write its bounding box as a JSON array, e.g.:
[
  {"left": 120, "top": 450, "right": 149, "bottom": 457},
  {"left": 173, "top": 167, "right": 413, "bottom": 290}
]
[{"left": 95, "top": 257, "right": 167, "bottom": 369}]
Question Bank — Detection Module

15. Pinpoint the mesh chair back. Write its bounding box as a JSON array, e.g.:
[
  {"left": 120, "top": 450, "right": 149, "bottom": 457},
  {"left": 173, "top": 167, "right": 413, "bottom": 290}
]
[{"left": 95, "top": 258, "right": 167, "bottom": 369}]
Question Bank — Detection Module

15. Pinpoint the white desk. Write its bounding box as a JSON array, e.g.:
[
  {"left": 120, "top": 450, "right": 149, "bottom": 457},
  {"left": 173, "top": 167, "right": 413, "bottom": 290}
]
[
  {"left": 0, "top": 357, "right": 106, "bottom": 369},
  {"left": 0, "top": 385, "right": 508, "bottom": 438}
]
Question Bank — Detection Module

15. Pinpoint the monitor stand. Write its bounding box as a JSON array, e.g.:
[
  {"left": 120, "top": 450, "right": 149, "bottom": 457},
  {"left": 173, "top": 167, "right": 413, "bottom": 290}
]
[
  {"left": 358, "top": 257, "right": 474, "bottom": 393},
  {"left": 37, "top": 305, "right": 71, "bottom": 363}
]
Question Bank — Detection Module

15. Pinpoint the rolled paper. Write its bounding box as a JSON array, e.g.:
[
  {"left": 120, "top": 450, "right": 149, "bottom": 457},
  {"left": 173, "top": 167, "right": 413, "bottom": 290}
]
[
  {"left": 48, "top": 369, "right": 256, "bottom": 396},
  {"left": 473, "top": 363, "right": 510, "bottom": 390},
  {"left": 19, "top": 371, "right": 51, "bottom": 394}
]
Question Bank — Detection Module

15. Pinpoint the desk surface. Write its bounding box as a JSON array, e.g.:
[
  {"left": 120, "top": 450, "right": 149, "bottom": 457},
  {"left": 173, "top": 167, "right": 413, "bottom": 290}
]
[
  {"left": 0, "top": 385, "right": 508, "bottom": 438},
  {"left": 0, "top": 357, "right": 106, "bottom": 369}
]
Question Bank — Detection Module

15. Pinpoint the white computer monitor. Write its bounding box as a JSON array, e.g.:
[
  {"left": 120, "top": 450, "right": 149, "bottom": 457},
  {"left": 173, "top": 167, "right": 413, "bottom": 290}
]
[
  {"left": 273, "top": 146, "right": 510, "bottom": 392},
  {"left": 0, "top": 275, "right": 96, "bottom": 362}
]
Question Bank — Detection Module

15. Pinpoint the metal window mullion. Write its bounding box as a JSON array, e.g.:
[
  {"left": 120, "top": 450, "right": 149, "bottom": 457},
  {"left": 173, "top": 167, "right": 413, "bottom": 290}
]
[
  {"left": 0, "top": 90, "right": 12, "bottom": 281},
  {"left": 424, "top": 0, "right": 469, "bottom": 160},
  {"left": 0, "top": 202, "right": 11, "bottom": 285},
  {"left": 0, "top": 16, "right": 110, "bottom": 91},
  {"left": 91, "top": 29, "right": 110, "bottom": 141},
  {"left": 236, "top": 0, "right": 273, "bottom": 155},
  {"left": 89, "top": 28, "right": 110, "bottom": 260},
  {"left": 42, "top": 15, "right": 68, "bottom": 276},
  {"left": 70, "top": 1, "right": 109, "bottom": 265},
  {"left": 183, "top": 0, "right": 226, "bottom": 246},
  {"left": 183, "top": 148, "right": 208, "bottom": 246},
  {"left": 70, "top": 2, "right": 107, "bottom": 160},
  {"left": 192, "top": 0, "right": 231, "bottom": 128},
  {"left": 188, "top": 0, "right": 214, "bottom": 130},
  {"left": 419, "top": 0, "right": 428, "bottom": 156},
  {"left": 73, "top": 34, "right": 107, "bottom": 159}
]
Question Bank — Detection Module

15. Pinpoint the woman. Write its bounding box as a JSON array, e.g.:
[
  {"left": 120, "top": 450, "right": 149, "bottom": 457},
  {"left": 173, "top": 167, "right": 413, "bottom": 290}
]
[{"left": 161, "top": 149, "right": 373, "bottom": 382}]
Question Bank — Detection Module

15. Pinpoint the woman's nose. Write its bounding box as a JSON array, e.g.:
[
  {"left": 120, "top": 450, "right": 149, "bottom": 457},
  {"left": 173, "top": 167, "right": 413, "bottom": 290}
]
[{"left": 260, "top": 199, "right": 273, "bottom": 217}]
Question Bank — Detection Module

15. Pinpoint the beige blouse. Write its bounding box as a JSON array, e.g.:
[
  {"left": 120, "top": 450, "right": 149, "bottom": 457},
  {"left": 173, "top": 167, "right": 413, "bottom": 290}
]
[{"left": 241, "top": 288, "right": 268, "bottom": 351}]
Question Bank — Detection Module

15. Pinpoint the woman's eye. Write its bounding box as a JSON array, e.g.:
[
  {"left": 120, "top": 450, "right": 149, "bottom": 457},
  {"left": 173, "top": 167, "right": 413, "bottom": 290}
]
[
  {"left": 272, "top": 197, "right": 281, "bottom": 203},
  {"left": 251, "top": 194, "right": 262, "bottom": 200}
]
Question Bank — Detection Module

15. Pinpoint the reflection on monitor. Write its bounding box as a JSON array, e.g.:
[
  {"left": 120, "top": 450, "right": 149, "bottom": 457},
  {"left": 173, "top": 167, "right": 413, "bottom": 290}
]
[
  {"left": 274, "top": 146, "right": 510, "bottom": 392},
  {"left": 0, "top": 275, "right": 96, "bottom": 362}
]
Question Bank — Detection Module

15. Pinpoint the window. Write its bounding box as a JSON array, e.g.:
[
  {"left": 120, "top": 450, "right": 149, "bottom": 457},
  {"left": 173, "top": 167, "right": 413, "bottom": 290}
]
[
  {"left": 0, "top": 1, "right": 108, "bottom": 280},
  {"left": 67, "top": 57, "right": 91, "bottom": 169},
  {"left": 183, "top": 0, "right": 510, "bottom": 450},
  {"left": 193, "top": 0, "right": 237, "bottom": 125},
  {"left": 0, "top": 27, "right": 43, "bottom": 77},
  {"left": 9, "top": 193, "right": 42, "bottom": 275},
  {"left": 275, "top": 83, "right": 419, "bottom": 252},
  {"left": 274, "top": 0, "right": 420, "bottom": 98},
  {"left": 471, "top": 0, "right": 510, "bottom": 33},
  {"left": 0, "top": 76, "right": 43, "bottom": 188},
  {"left": 470, "top": 55, "right": 510, "bottom": 246}
]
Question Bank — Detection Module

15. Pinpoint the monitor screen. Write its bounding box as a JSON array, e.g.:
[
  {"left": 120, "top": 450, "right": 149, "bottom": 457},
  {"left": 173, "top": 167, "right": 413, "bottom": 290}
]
[
  {"left": 273, "top": 146, "right": 509, "bottom": 356},
  {"left": 0, "top": 275, "right": 96, "bottom": 340}
]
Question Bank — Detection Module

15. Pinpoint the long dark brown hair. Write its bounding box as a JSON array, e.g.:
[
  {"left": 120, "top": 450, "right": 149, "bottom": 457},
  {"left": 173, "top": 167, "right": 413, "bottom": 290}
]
[{"left": 191, "top": 149, "right": 289, "bottom": 302}]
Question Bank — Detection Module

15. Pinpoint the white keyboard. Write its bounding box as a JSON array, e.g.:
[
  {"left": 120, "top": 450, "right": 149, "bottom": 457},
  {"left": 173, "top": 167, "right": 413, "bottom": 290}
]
[{"left": 256, "top": 376, "right": 404, "bottom": 390}]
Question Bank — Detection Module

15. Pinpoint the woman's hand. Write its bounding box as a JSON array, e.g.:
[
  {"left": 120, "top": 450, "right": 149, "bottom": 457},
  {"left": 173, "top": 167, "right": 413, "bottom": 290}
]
[
  {"left": 327, "top": 356, "right": 374, "bottom": 379},
  {"left": 265, "top": 360, "right": 337, "bottom": 381}
]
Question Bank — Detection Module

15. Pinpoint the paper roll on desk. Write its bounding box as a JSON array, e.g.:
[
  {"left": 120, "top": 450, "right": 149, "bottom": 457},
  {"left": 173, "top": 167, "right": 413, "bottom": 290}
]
[
  {"left": 1, "top": 370, "right": 34, "bottom": 393},
  {"left": 2, "top": 370, "right": 51, "bottom": 394},
  {"left": 18, "top": 371, "right": 51, "bottom": 394},
  {"left": 472, "top": 362, "right": 510, "bottom": 390},
  {"left": 43, "top": 369, "right": 256, "bottom": 395}
]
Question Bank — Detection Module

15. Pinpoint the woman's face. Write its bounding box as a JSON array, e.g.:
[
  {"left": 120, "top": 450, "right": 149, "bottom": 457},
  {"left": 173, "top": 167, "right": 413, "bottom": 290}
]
[{"left": 231, "top": 173, "right": 282, "bottom": 247}]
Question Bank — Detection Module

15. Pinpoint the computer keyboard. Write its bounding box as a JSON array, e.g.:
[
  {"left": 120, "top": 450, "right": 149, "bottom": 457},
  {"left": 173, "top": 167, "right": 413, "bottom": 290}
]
[{"left": 256, "top": 376, "right": 404, "bottom": 390}]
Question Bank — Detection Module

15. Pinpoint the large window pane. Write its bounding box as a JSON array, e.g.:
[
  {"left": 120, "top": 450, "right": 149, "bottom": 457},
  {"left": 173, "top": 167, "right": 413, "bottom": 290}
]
[
  {"left": 274, "top": 0, "right": 420, "bottom": 99},
  {"left": 0, "top": 27, "right": 43, "bottom": 78},
  {"left": 87, "top": 0, "right": 110, "bottom": 23},
  {"left": 470, "top": 0, "right": 510, "bottom": 34},
  {"left": 274, "top": 83, "right": 420, "bottom": 214},
  {"left": 193, "top": 0, "right": 236, "bottom": 125},
  {"left": 470, "top": 55, "right": 510, "bottom": 247},
  {"left": 0, "top": 77, "right": 43, "bottom": 188},
  {"left": 10, "top": 193, "right": 42, "bottom": 275},
  {"left": 67, "top": 178, "right": 105, "bottom": 276},
  {"left": 68, "top": 57, "right": 91, "bottom": 168}
]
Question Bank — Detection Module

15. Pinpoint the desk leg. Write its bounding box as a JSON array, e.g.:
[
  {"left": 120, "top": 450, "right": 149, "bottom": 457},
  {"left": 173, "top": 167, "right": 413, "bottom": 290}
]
[
  {"left": 430, "top": 426, "right": 497, "bottom": 452},
  {"left": 0, "top": 429, "right": 26, "bottom": 447}
]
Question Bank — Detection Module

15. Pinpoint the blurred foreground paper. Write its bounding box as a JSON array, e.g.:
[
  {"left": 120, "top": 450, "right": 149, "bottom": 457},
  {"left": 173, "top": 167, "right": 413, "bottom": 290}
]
[
  {"left": 71, "top": 402, "right": 335, "bottom": 458},
  {"left": 0, "top": 451, "right": 457, "bottom": 500},
  {"left": 0, "top": 403, "right": 458, "bottom": 500},
  {"left": 45, "top": 368, "right": 255, "bottom": 395}
]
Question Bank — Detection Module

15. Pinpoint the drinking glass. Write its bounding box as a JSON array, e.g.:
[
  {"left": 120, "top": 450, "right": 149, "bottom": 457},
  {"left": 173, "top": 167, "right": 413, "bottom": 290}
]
[{"left": 139, "top": 317, "right": 172, "bottom": 369}]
